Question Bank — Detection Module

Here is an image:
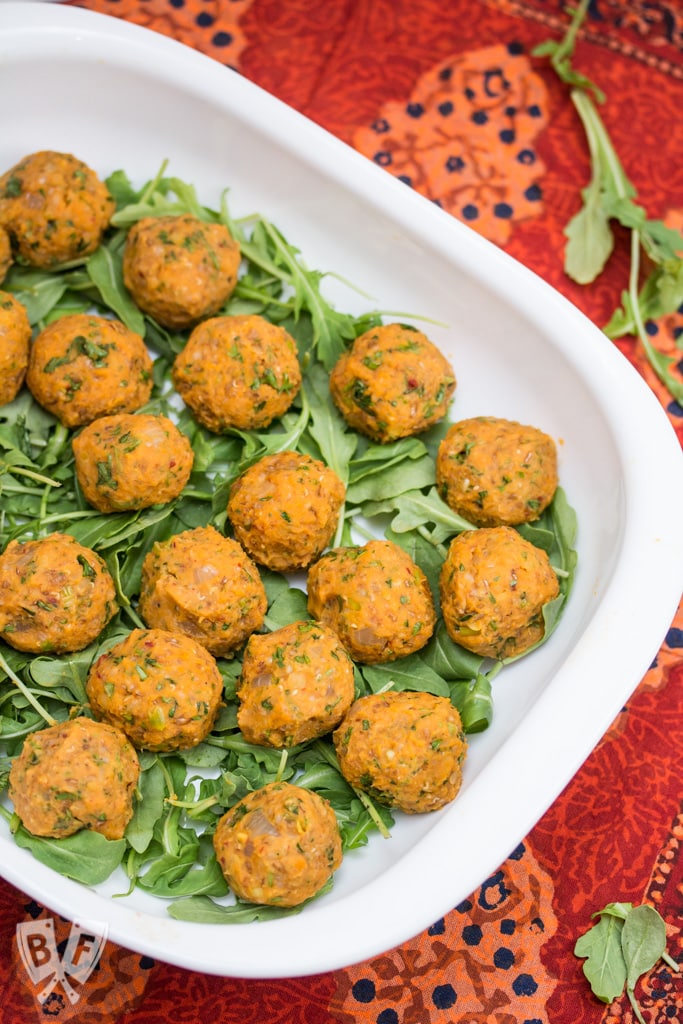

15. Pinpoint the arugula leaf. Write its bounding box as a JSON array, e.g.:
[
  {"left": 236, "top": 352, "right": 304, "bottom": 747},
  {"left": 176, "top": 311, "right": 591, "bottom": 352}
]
[
  {"left": 3, "top": 811, "right": 127, "bottom": 885},
  {"left": 534, "top": 0, "right": 683, "bottom": 402},
  {"left": 362, "top": 485, "right": 475, "bottom": 543},
  {"left": 86, "top": 239, "right": 147, "bottom": 335},
  {"left": 168, "top": 894, "right": 304, "bottom": 923},
  {"left": 575, "top": 901, "right": 680, "bottom": 1020},
  {"left": 574, "top": 910, "right": 628, "bottom": 1004}
]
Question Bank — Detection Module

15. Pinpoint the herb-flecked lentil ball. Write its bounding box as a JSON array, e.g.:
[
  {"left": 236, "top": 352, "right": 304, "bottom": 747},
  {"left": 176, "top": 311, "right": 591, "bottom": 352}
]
[
  {"left": 0, "top": 151, "right": 114, "bottom": 268},
  {"left": 0, "top": 290, "right": 30, "bottom": 406},
  {"left": 86, "top": 627, "right": 224, "bottom": 752},
  {"left": 333, "top": 690, "right": 467, "bottom": 814},
  {"left": 237, "top": 620, "right": 355, "bottom": 748},
  {"left": 227, "top": 451, "right": 346, "bottom": 572},
  {"left": 0, "top": 532, "right": 117, "bottom": 654},
  {"left": 436, "top": 416, "right": 558, "bottom": 527},
  {"left": 213, "top": 781, "right": 343, "bottom": 907},
  {"left": 0, "top": 226, "right": 12, "bottom": 282},
  {"left": 306, "top": 539, "right": 436, "bottom": 664},
  {"left": 122, "top": 213, "right": 241, "bottom": 330},
  {"left": 172, "top": 314, "right": 302, "bottom": 432},
  {"left": 138, "top": 525, "right": 267, "bottom": 657},
  {"left": 329, "top": 322, "right": 456, "bottom": 443},
  {"left": 26, "top": 313, "right": 153, "bottom": 429},
  {"left": 72, "top": 412, "right": 194, "bottom": 513},
  {"left": 439, "top": 525, "right": 560, "bottom": 659},
  {"left": 8, "top": 717, "right": 140, "bottom": 840}
]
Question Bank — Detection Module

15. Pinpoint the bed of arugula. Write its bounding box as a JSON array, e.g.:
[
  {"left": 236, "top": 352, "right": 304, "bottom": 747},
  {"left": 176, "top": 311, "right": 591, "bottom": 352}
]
[{"left": 0, "top": 166, "right": 577, "bottom": 923}]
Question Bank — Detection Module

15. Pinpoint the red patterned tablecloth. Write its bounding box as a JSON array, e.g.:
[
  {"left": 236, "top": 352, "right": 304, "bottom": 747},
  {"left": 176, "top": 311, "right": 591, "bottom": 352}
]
[{"left": 1, "top": 2, "right": 682, "bottom": 1022}]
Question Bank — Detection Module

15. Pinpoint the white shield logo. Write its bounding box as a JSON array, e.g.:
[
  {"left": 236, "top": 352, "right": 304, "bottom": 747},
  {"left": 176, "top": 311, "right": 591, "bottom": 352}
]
[{"left": 16, "top": 917, "right": 108, "bottom": 1005}]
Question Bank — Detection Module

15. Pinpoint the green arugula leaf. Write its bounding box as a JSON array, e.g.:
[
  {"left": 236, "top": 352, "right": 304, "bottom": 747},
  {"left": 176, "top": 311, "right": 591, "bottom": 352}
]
[
  {"left": 7, "top": 815, "right": 127, "bottom": 885},
  {"left": 575, "top": 910, "right": 628, "bottom": 1004},
  {"left": 535, "top": 0, "right": 683, "bottom": 402},
  {"left": 575, "top": 901, "right": 680, "bottom": 1019},
  {"left": 86, "top": 240, "right": 147, "bottom": 335}
]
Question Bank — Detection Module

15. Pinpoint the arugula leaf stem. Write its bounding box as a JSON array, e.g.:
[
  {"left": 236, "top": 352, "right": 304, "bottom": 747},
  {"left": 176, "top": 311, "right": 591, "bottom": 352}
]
[
  {"left": 166, "top": 793, "right": 221, "bottom": 817},
  {"left": 274, "top": 748, "right": 289, "bottom": 784},
  {"left": 121, "top": 603, "right": 145, "bottom": 629},
  {"left": 180, "top": 489, "right": 214, "bottom": 501},
  {"left": 313, "top": 740, "right": 391, "bottom": 840},
  {"left": 0, "top": 464, "right": 61, "bottom": 489},
  {"left": 626, "top": 988, "right": 647, "bottom": 1024},
  {"left": 570, "top": 89, "right": 630, "bottom": 200},
  {"left": 27, "top": 510, "right": 100, "bottom": 528},
  {"left": 661, "top": 950, "right": 680, "bottom": 971},
  {"left": 550, "top": 0, "right": 589, "bottom": 73},
  {"left": 417, "top": 523, "right": 448, "bottom": 557},
  {"left": 0, "top": 650, "right": 57, "bottom": 727}
]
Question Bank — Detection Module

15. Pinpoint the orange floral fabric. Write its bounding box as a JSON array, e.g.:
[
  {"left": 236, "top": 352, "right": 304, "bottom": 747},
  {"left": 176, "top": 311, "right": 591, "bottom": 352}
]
[
  {"left": 351, "top": 44, "right": 549, "bottom": 245},
  {"left": 2, "top": 0, "right": 682, "bottom": 1021}
]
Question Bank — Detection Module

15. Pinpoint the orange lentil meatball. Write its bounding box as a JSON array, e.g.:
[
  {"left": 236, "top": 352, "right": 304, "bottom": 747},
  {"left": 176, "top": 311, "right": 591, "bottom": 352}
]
[
  {"left": 0, "top": 290, "right": 30, "bottom": 406},
  {"left": 26, "top": 313, "right": 153, "bottom": 429},
  {"left": 72, "top": 412, "right": 194, "bottom": 513},
  {"left": 436, "top": 416, "right": 558, "bottom": 528},
  {"left": 333, "top": 690, "right": 467, "bottom": 814},
  {"left": 0, "top": 226, "right": 12, "bottom": 282},
  {"left": 8, "top": 717, "right": 140, "bottom": 841},
  {"left": 213, "top": 781, "right": 343, "bottom": 907},
  {"left": 439, "top": 526, "right": 560, "bottom": 660},
  {"left": 138, "top": 525, "right": 267, "bottom": 657},
  {"left": 86, "top": 627, "right": 224, "bottom": 752},
  {"left": 329, "top": 322, "right": 456, "bottom": 443},
  {"left": 0, "top": 151, "right": 114, "bottom": 268},
  {"left": 306, "top": 539, "right": 436, "bottom": 664},
  {"left": 172, "top": 314, "right": 302, "bottom": 432},
  {"left": 237, "top": 620, "right": 355, "bottom": 748},
  {"left": 122, "top": 213, "right": 241, "bottom": 330},
  {"left": 227, "top": 451, "right": 345, "bottom": 572},
  {"left": 0, "top": 532, "right": 117, "bottom": 654}
]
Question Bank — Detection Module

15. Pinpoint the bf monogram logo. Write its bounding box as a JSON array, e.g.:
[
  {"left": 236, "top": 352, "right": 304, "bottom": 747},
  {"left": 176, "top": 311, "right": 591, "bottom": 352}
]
[{"left": 16, "top": 917, "right": 108, "bottom": 1005}]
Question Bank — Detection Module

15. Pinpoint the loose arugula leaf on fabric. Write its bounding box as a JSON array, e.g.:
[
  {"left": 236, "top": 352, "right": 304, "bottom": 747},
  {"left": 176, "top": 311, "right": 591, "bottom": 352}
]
[
  {"left": 574, "top": 901, "right": 680, "bottom": 1021},
  {"left": 533, "top": 0, "right": 683, "bottom": 402}
]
